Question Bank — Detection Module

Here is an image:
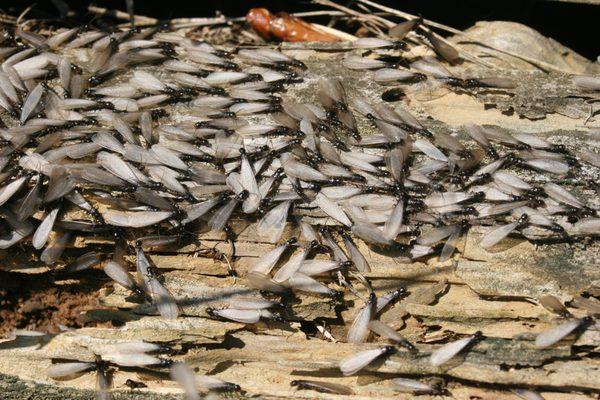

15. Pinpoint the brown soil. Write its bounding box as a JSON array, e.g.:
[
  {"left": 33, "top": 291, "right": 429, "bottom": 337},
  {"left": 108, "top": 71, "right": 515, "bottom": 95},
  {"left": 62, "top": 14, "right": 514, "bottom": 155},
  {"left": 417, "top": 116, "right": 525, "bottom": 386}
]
[{"left": 0, "top": 269, "right": 112, "bottom": 337}]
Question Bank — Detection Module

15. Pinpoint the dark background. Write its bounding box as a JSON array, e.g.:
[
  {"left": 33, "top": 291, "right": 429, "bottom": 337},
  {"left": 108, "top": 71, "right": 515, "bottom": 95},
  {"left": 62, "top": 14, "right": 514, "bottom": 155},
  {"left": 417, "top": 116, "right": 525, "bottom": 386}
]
[{"left": 1, "top": 0, "right": 598, "bottom": 60}]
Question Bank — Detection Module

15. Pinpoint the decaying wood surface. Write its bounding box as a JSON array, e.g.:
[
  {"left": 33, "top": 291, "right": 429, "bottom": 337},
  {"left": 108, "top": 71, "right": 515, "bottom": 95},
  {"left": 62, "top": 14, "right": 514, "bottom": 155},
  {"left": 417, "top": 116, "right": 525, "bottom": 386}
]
[{"left": 1, "top": 19, "right": 599, "bottom": 400}]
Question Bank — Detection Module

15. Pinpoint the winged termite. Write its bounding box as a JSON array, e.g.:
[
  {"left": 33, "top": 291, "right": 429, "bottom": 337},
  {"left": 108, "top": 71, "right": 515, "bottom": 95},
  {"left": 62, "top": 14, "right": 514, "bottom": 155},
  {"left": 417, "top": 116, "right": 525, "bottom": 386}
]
[
  {"left": 447, "top": 76, "right": 517, "bottom": 90},
  {"left": 429, "top": 331, "right": 483, "bottom": 366},
  {"left": 345, "top": 195, "right": 394, "bottom": 212},
  {"left": 213, "top": 130, "right": 243, "bottom": 160},
  {"left": 230, "top": 101, "right": 279, "bottom": 116},
  {"left": 535, "top": 317, "right": 592, "bottom": 348},
  {"left": 421, "top": 30, "right": 460, "bottom": 63},
  {"left": 14, "top": 154, "right": 45, "bottom": 175},
  {"left": 523, "top": 158, "right": 570, "bottom": 176},
  {"left": 313, "top": 229, "right": 345, "bottom": 263},
  {"left": 389, "top": 17, "right": 422, "bottom": 40},
  {"left": 480, "top": 214, "right": 528, "bottom": 249},
  {"left": 569, "top": 218, "right": 600, "bottom": 236},
  {"left": 236, "top": 48, "right": 304, "bottom": 71},
  {"left": 410, "top": 57, "right": 453, "bottom": 80},
  {"left": 290, "top": 380, "right": 353, "bottom": 395},
  {"left": 16, "top": 177, "right": 42, "bottom": 220},
  {"left": 135, "top": 243, "right": 179, "bottom": 319},
  {"left": 354, "top": 37, "right": 407, "bottom": 50},
  {"left": 64, "top": 30, "right": 105, "bottom": 50},
  {"left": 229, "top": 296, "right": 281, "bottom": 310},
  {"left": 368, "top": 320, "right": 416, "bottom": 352},
  {"left": 257, "top": 200, "right": 291, "bottom": 243},
  {"left": 341, "top": 232, "right": 370, "bottom": 272},
  {"left": 579, "top": 148, "right": 600, "bottom": 168},
  {"left": 339, "top": 346, "right": 395, "bottom": 376},
  {"left": 179, "top": 196, "right": 221, "bottom": 225},
  {"left": 246, "top": 271, "right": 288, "bottom": 293},
  {"left": 136, "top": 235, "right": 187, "bottom": 250},
  {"left": 32, "top": 205, "right": 60, "bottom": 249},
  {"left": 433, "top": 130, "right": 467, "bottom": 156},
  {"left": 202, "top": 71, "right": 254, "bottom": 86},
  {"left": 417, "top": 223, "right": 460, "bottom": 246},
  {"left": 424, "top": 191, "right": 479, "bottom": 208},
  {"left": 300, "top": 259, "right": 350, "bottom": 276},
  {"left": 273, "top": 243, "right": 313, "bottom": 283},
  {"left": 148, "top": 144, "right": 187, "bottom": 170},
  {"left": 392, "top": 377, "right": 443, "bottom": 394},
  {"left": 571, "top": 296, "right": 600, "bottom": 316},
  {"left": 414, "top": 138, "right": 448, "bottom": 162},
  {"left": 69, "top": 74, "right": 87, "bottom": 98},
  {"left": 208, "top": 191, "right": 247, "bottom": 231},
  {"left": 193, "top": 375, "right": 241, "bottom": 392},
  {"left": 0, "top": 91, "right": 15, "bottom": 115},
  {"left": 0, "top": 72, "right": 19, "bottom": 105},
  {"left": 105, "top": 351, "right": 170, "bottom": 368},
  {"left": 339, "top": 151, "right": 381, "bottom": 173},
  {"left": 97, "top": 151, "right": 148, "bottom": 185},
  {"left": 92, "top": 85, "right": 138, "bottom": 98},
  {"left": 44, "top": 166, "right": 77, "bottom": 202},
  {"left": 288, "top": 272, "right": 338, "bottom": 297},
  {"left": 0, "top": 175, "right": 28, "bottom": 206},
  {"left": 315, "top": 192, "right": 352, "bottom": 227},
  {"left": 207, "top": 307, "right": 281, "bottom": 324},
  {"left": 109, "top": 113, "right": 139, "bottom": 145},
  {"left": 492, "top": 171, "right": 532, "bottom": 193},
  {"left": 64, "top": 251, "right": 103, "bottom": 273},
  {"left": 45, "top": 28, "right": 79, "bottom": 49},
  {"left": 3, "top": 47, "right": 36, "bottom": 69},
  {"left": 319, "top": 186, "right": 361, "bottom": 201},
  {"left": 47, "top": 361, "right": 96, "bottom": 380},
  {"left": 539, "top": 295, "right": 571, "bottom": 318},
  {"left": 351, "top": 220, "right": 395, "bottom": 247},
  {"left": 318, "top": 77, "right": 348, "bottom": 111},
  {"left": 44, "top": 143, "right": 100, "bottom": 162},
  {"left": 250, "top": 237, "right": 297, "bottom": 274},
  {"left": 229, "top": 88, "right": 273, "bottom": 102},
  {"left": 374, "top": 68, "right": 426, "bottom": 84},
  {"left": 476, "top": 200, "right": 530, "bottom": 219},
  {"left": 103, "top": 209, "right": 173, "bottom": 228},
  {"left": 511, "top": 206, "right": 561, "bottom": 233},
  {"left": 76, "top": 167, "right": 127, "bottom": 187},
  {"left": 239, "top": 148, "right": 261, "bottom": 213},
  {"left": 130, "top": 71, "right": 167, "bottom": 93},
  {"left": 347, "top": 293, "right": 376, "bottom": 343},
  {"left": 186, "top": 50, "right": 237, "bottom": 70},
  {"left": 374, "top": 119, "right": 412, "bottom": 145},
  {"left": 374, "top": 287, "right": 406, "bottom": 315},
  {"left": 161, "top": 139, "right": 210, "bottom": 160},
  {"left": 343, "top": 55, "right": 388, "bottom": 71},
  {"left": 247, "top": 69, "right": 296, "bottom": 85},
  {"left": 572, "top": 74, "right": 600, "bottom": 91},
  {"left": 104, "top": 260, "right": 145, "bottom": 297},
  {"left": 439, "top": 229, "right": 461, "bottom": 262},
  {"left": 146, "top": 165, "right": 184, "bottom": 194},
  {"left": 543, "top": 182, "right": 585, "bottom": 210}
]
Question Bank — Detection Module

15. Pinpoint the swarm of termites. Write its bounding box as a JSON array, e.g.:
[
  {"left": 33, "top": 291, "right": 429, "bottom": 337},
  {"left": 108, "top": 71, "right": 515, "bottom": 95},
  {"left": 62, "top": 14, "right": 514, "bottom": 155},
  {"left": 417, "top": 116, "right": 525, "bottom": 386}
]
[{"left": 1, "top": 13, "right": 599, "bottom": 400}]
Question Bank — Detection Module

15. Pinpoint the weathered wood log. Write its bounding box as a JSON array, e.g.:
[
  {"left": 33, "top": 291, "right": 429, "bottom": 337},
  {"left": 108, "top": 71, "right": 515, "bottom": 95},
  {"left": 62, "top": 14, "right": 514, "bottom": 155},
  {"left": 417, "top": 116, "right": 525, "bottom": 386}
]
[{"left": 0, "top": 17, "right": 599, "bottom": 400}]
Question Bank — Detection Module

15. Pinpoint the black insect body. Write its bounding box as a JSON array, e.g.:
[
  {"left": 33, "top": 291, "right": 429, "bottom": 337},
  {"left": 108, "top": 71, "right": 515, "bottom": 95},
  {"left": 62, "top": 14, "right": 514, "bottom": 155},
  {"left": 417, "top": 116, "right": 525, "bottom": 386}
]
[{"left": 124, "top": 379, "right": 148, "bottom": 390}]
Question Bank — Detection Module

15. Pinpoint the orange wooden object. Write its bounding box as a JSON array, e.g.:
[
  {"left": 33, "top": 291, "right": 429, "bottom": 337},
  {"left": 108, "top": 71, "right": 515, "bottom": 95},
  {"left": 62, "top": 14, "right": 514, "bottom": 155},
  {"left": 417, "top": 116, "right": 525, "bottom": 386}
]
[{"left": 246, "top": 8, "right": 340, "bottom": 42}]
